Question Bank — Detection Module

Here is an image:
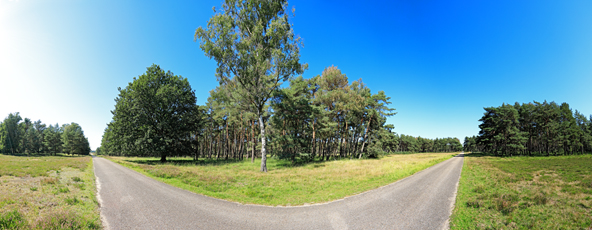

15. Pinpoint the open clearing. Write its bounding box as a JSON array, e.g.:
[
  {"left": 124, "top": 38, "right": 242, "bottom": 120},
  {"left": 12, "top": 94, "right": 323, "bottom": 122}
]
[
  {"left": 0, "top": 154, "right": 101, "bottom": 229},
  {"left": 106, "top": 152, "right": 456, "bottom": 206},
  {"left": 450, "top": 153, "right": 592, "bottom": 229}
]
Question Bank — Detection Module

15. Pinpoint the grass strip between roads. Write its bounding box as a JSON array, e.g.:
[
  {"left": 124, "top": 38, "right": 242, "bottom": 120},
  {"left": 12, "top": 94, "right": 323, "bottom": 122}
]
[
  {"left": 450, "top": 153, "right": 592, "bottom": 229},
  {"left": 107, "top": 152, "right": 456, "bottom": 206},
  {"left": 0, "top": 154, "right": 101, "bottom": 229}
]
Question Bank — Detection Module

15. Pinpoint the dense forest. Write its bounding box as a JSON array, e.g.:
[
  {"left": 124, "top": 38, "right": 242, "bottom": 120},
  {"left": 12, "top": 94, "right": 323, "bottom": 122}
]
[
  {"left": 0, "top": 112, "right": 91, "bottom": 155},
  {"left": 464, "top": 101, "right": 592, "bottom": 156}
]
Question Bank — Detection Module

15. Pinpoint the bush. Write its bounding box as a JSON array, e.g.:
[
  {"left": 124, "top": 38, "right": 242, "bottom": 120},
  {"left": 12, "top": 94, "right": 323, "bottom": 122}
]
[{"left": 365, "top": 144, "right": 385, "bottom": 158}]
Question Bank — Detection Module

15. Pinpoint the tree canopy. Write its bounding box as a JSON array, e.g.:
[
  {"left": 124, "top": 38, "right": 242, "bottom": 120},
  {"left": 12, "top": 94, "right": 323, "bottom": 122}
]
[
  {"left": 469, "top": 101, "right": 592, "bottom": 156},
  {"left": 101, "top": 64, "right": 201, "bottom": 162}
]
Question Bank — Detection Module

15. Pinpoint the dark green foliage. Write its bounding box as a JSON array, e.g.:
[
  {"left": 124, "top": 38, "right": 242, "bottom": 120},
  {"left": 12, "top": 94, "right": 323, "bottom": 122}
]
[
  {"left": 397, "top": 134, "right": 462, "bottom": 153},
  {"left": 62, "top": 123, "right": 91, "bottom": 156},
  {"left": 0, "top": 113, "right": 89, "bottom": 156},
  {"left": 43, "top": 123, "right": 63, "bottom": 155},
  {"left": 103, "top": 64, "right": 201, "bottom": 162},
  {"left": 474, "top": 101, "right": 592, "bottom": 156},
  {"left": 0, "top": 113, "right": 22, "bottom": 154}
]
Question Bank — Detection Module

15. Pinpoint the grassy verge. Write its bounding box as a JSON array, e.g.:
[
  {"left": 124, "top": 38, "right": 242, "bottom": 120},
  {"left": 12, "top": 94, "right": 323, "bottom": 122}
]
[
  {"left": 0, "top": 154, "right": 101, "bottom": 229},
  {"left": 106, "top": 152, "right": 456, "bottom": 206},
  {"left": 450, "top": 153, "right": 592, "bottom": 229}
]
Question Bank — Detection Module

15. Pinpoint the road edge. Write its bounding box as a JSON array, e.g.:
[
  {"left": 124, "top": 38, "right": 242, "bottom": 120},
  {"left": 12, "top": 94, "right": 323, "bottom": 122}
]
[
  {"left": 92, "top": 155, "right": 110, "bottom": 230},
  {"left": 441, "top": 153, "right": 464, "bottom": 230}
]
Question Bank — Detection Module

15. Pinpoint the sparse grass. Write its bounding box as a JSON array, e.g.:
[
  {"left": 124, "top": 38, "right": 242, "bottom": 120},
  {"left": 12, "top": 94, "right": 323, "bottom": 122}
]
[
  {"left": 450, "top": 153, "right": 592, "bottom": 229},
  {"left": 0, "top": 154, "right": 101, "bottom": 229},
  {"left": 0, "top": 154, "right": 88, "bottom": 177},
  {"left": 107, "top": 152, "right": 456, "bottom": 206}
]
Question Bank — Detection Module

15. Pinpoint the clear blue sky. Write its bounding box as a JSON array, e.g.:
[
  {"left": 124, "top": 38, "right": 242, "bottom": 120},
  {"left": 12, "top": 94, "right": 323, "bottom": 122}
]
[{"left": 1, "top": 0, "right": 591, "bottom": 150}]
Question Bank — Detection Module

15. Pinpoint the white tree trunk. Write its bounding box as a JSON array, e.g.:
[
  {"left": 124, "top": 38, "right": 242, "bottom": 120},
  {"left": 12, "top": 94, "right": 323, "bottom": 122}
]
[{"left": 259, "top": 115, "right": 268, "bottom": 172}]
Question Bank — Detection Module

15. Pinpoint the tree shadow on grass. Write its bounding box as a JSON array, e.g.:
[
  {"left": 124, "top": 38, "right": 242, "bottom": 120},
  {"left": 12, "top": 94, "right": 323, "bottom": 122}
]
[
  {"left": 463, "top": 152, "right": 494, "bottom": 158},
  {"left": 123, "top": 156, "right": 333, "bottom": 170},
  {"left": 122, "top": 158, "right": 247, "bottom": 167}
]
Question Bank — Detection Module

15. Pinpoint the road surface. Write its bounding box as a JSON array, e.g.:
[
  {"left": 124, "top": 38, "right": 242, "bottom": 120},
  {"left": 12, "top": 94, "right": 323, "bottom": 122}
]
[{"left": 93, "top": 154, "right": 464, "bottom": 230}]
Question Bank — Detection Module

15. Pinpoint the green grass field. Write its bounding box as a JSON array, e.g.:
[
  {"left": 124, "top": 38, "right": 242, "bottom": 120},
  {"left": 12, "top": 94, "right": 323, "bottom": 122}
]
[
  {"left": 0, "top": 154, "right": 101, "bottom": 229},
  {"left": 107, "top": 152, "right": 456, "bottom": 206},
  {"left": 450, "top": 153, "right": 592, "bottom": 229}
]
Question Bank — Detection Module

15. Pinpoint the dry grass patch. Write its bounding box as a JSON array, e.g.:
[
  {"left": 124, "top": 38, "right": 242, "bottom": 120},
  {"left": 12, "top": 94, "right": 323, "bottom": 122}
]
[
  {"left": 0, "top": 154, "right": 101, "bottom": 229},
  {"left": 107, "top": 152, "right": 456, "bottom": 206}
]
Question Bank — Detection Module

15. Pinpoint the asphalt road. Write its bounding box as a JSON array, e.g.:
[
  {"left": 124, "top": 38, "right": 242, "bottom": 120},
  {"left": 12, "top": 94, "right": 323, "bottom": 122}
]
[{"left": 93, "top": 154, "right": 464, "bottom": 230}]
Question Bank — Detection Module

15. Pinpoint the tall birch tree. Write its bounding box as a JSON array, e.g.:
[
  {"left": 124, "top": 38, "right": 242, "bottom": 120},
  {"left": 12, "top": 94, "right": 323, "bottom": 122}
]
[{"left": 195, "top": 0, "right": 306, "bottom": 172}]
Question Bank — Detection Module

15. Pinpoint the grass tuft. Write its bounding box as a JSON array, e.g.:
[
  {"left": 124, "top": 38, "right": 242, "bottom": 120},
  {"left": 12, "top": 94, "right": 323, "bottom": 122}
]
[
  {"left": 0, "top": 210, "right": 26, "bottom": 230},
  {"left": 64, "top": 197, "right": 80, "bottom": 205}
]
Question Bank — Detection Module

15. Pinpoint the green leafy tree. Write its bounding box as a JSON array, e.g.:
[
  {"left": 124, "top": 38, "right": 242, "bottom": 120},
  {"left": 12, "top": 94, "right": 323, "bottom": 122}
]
[
  {"left": 108, "top": 64, "right": 201, "bottom": 162},
  {"left": 195, "top": 0, "right": 306, "bottom": 172},
  {"left": 62, "top": 122, "right": 90, "bottom": 155},
  {"left": 43, "top": 123, "right": 63, "bottom": 155},
  {"left": 0, "top": 113, "right": 22, "bottom": 154}
]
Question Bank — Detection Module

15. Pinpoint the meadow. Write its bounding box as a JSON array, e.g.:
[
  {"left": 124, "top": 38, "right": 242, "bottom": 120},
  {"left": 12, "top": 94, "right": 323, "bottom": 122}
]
[
  {"left": 0, "top": 154, "right": 101, "bottom": 229},
  {"left": 107, "top": 152, "right": 456, "bottom": 206},
  {"left": 450, "top": 153, "right": 592, "bottom": 229}
]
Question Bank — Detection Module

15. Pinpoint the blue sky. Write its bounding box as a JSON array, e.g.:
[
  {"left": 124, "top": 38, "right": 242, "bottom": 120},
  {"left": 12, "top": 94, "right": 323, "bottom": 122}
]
[{"left": 1, "top": 0, "right": 591, "bottom": 150}]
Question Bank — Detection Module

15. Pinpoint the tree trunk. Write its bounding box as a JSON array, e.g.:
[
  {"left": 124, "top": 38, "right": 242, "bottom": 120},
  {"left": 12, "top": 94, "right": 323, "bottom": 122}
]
[
  {"left": 359, "top": 115, "right": 373, "bottom": 158},
  {"left": 259, "top": 115, "right": 268, "bottom": 172},
  {"left": 238, "top": 127, "right": 243, "bottom": 160},
  {"left": 160, "top": 154, "right": 166, "bottom": 162},
  {"left": 311, "top": 119, "right": 316, "bottom": 158},
  {"left": 342, "top": 120, "right": 348, "bottom": 157},
  {"left": 216, "top": 132, "right": 220, "bottom": 160},
  {"left": 251, "top": 120, "right": 256, "bottom": 163}
]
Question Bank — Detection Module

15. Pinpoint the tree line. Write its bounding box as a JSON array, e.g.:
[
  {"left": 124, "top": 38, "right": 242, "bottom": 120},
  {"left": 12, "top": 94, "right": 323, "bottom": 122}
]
[
  {"left": 464, "top": 101, "right": 592, "bottom": 156},
  {"left": 98, "top": 64, "right": 462, "bottom": 164},
  {"left": 0, "top": 112, "right": 91, "bottom": 156}
]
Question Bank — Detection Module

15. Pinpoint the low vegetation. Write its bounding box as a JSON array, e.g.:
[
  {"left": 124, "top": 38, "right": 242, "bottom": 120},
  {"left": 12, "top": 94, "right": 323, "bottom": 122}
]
[
  {"left": 107, "top": 152, "right": 456, "bottom": 206},
  {"left": 0, "top": 154, "right": 101, "bottom": 229},
  {"left": 450, "top": 153, "right": 592, "bottom": 229}
]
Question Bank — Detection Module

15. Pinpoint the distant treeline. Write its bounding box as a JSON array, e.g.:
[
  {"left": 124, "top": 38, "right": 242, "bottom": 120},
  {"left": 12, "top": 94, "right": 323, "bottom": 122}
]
[
  {"left": 464, "top": 101, "right": 592, "bottom": 156},
  {"left": 98, "top": 65, "right": 460, "bottom": 162},
  {"left": 0, "top": 112, "right": 91, "bottom": 155},
  {"left": 396, "top": 135, "right": 462, "bottom": 153}
]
